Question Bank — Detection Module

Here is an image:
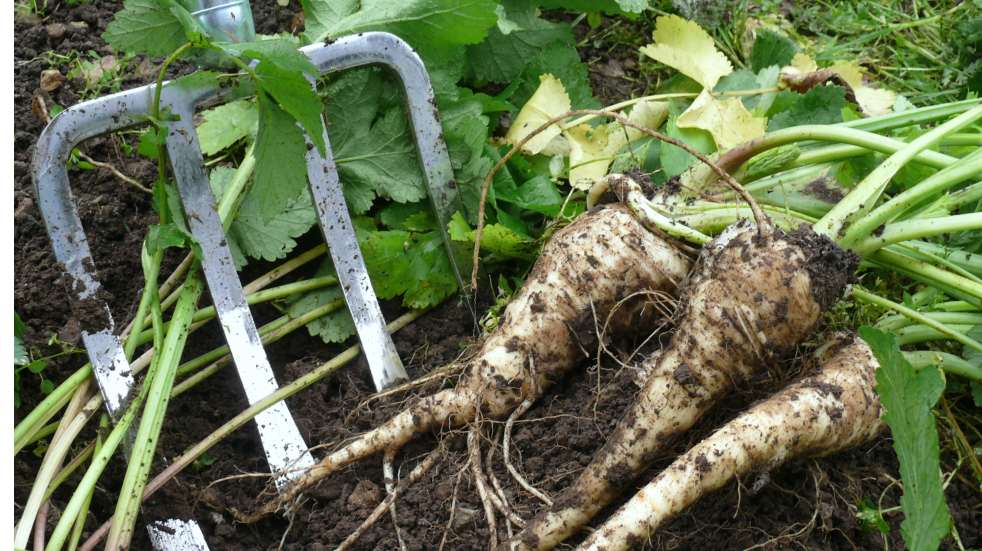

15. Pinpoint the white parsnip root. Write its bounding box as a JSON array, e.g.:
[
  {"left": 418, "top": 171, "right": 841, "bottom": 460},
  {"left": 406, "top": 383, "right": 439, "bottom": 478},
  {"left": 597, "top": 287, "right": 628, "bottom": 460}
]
[
  {"left": 579, "top": 332, "right": 883, "bottom": 551},
  {"left": 509, "top": 220, "right": 858, "bottom": 550},
  {"left": 244, "top": 205, "right": 691, "bottom": 521}
]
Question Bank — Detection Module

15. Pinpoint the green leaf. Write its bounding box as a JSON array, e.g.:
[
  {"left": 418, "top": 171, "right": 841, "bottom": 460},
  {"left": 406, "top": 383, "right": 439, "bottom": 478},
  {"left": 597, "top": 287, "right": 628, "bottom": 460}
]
[
  {"left": 366, "top": 229, "right": 460, "bottom": 308},
  {"left": 971, "top": 381, "right": 982, "bottom": 407},
  {"left": 325, "top": 69, "right": 426, "bottom": 211},
  {"left": 323, "top": 0, "right": 498, "bottom": 46},
  {"left": 496, "top": 174, "right": 565, "bottom": 216},
  {"left": 465, "top": 1, "right": 574, "bottom": 84},
  {"left": 229, "top": 183, "right": 317, "bottom": 264},
  {"left": 287, "top": 259, "right": 355, "bottom": 343},
  {"left": 221, "top": 39, "right": 326, "bottom": 155},
  {"left": 535, "top": 0, "right": 647, "bottom": 14},
  {"left": 196, "top": 99, "right": 258, "bottom": 156},
  {"left": 103, "top": 0, "right": 185, "bottom": 56},
  {"left": 448, "top": 212, "right": 535, "bottom": 258},
  {"left": 857, "top": 498, "right": 890, "bottom": 534},
  {"left": 660, "top": 103, "right": 716, "bottom": 178},
  {"left": 860, "top": 326, "right": 952, "bottom": 551},
  {"left": 40, "top": 379, "right": 55, "bottom": 395},
  {"left": 253, "top": 91, "right": 310, "bottom": 222},
  {"left": 146, "top": 223, "right": 187, "bottom": 255},
  {"left": 512, "top": 41, "right": 598, "bottom": 110},
  {"left": 301, "top": 0, "right": 358, "bottom": 43},
  {"left": 27, "top": 359, "right": 47, "bottom": 375},
  {"left": 137, "top": 127, "right": 166, "bottom": 159},
  {"left": 749, "top": 29, "right": 797, "bottom": 73},
  {"left": 768, "top": 85, "right": 846, "bottom": 131}
]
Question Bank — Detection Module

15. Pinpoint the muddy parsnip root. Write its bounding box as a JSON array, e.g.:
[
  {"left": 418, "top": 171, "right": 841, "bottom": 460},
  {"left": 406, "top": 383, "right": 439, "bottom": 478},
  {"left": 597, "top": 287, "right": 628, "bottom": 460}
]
[
  {"left": 508, "top": 220, "right": 858, "bottom": 550},
  {"left": 245, "top": 204, "right": 691, "bottom": 520},
  {"left": 579, "top": 332, "right": 883, "bottom": 551}
]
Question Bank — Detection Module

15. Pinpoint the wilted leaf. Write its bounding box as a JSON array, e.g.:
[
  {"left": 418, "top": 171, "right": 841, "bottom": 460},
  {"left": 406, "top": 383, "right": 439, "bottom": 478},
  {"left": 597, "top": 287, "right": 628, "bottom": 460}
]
[
  {"left": 564, "top": 100, "right": 668, "bottom": 189},
  {"left": 827, "top": 60, "right": 896, "bottom": 116},
  {"left": 505, "top": 74, "right": 571, "bottom": 154},
  {"left": 640, "top": 15, "right": 733, "bottom": 89},
  {"left": 677, "top": 90, "right": 766, "bottom": 150}
]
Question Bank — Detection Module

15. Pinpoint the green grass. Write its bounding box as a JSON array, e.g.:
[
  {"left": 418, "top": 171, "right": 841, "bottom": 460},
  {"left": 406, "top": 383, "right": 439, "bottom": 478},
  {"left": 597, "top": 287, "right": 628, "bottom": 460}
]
[{"left": 566, "top": 1, "right": 980, "bottom": 106}]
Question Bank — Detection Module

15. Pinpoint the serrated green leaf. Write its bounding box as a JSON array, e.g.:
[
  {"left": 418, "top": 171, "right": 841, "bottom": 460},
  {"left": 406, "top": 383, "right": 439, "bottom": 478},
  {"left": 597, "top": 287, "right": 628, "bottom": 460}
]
[
  {"left": 768, "top": 85, "right": 846, "bottom": 131},
  {"left": 749, "top": 29, "right": 797, "bottom": 73},
  {"left": 146, "top": 223, "right": 187, "bottom": 255},
  {"left": 359, "top": 227, "right": 460, "bottom": 308},
  {"left": 230, "top": 187, "right": 317, "bottom": 263},
  {"left": 860, "top": 326, "right": 951, "bottom": 551},
  {"left": 301, "top": 0, "right": 358, "bottom": 43},
  {"left": 137, "top": 127, "right": 165, "bottom": 159},
  {"left": 253, "top": 91, "right": 310, "bottom": 222},
  {"left": 322, "top": 0, "right": 498, "bottom": 46},
  {"left": 447, "top": 212, "right": 535, "bottom": 258},
  {"left": 196, "top": 99, "right": 258, "bottom": 156},
  {"left": 325, "top": 69, "right": 426, "bottom": 210},
  {"left": 465, "top": 1, "right": 574, "bottom": 84},
  {"left": 287, "top": 260, "right": 355, "bottom": 344},
  {"left": 221, "top": 39, "right": 326, "bottom": 155},
  {"left": 103, "top": 0, "right": 185, "bottom": 56}
]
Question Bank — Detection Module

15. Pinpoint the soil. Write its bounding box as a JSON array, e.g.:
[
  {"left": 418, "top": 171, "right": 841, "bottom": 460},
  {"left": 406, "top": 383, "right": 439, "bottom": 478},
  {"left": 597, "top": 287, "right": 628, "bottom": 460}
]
[{"left": 13, "top": 3, "right": 981, "bottom": 551}]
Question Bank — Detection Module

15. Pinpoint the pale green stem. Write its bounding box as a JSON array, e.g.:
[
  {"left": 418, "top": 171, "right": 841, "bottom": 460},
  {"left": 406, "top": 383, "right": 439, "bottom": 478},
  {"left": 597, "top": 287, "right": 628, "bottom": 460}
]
[
  {"left": 854, "top": 213, "right": 982, "bottom": 255},
  {"left": 105, "top": 273, "right": 204, "bottom": 550},
  {"left": 815, "top": 104, "right": 982, "bottom": 239},
  {"left": 904, "top": 350, "right": 982, "bottom": 382},
  {"left": 78, "top": 307, "right": 431, "bottom": 551},
  {"left": 878, "top": 312, "right": 982, "bottom": 332},
  {"left": 897, "top": 325, "right": 975, "bottom": 345},
  {"left": 872, "top": 249, "right": 982, "bottom": 306},
  {"left": 841, "top": 148, "right": 982, "bottom": 245},
  {"left": 66, "top": 416, "right": 104, "bottom": 551},
  {"left": 852, "top": 287, "right": 982, "bottom": 352}
]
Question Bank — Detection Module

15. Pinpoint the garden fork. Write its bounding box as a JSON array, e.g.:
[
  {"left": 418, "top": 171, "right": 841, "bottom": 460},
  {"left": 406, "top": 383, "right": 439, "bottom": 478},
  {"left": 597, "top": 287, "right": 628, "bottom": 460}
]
[{"left": 33, "top": 9, "right": 468, "bottom": 548}]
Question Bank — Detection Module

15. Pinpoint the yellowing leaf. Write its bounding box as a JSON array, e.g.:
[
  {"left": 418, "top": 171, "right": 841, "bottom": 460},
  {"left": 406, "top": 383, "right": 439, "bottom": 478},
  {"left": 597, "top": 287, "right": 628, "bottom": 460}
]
[
  {"left": 677, "top": 90, "right": 766, "bottom": 150},
  {"left": 828, "top": 60, "right": 895, "bottom": 116},
  {"left": 505, "top": 74, "right": 571, "bottom": 154},
  {"left": 566, "top": 124, "right": 613, "bottom": 190},
  {"left": 790, "top": 52, "right": 817, "bottom": 73},
  {"left": 640, "top": 15, "right": 733, "bottom": 89},
  {"left": 564, "top": 100, "right": 668, "bottom": 190}
]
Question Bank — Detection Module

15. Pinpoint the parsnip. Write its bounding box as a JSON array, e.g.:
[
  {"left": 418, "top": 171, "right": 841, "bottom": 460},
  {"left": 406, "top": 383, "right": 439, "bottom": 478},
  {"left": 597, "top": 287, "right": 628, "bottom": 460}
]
[
  {"left": 247, "top": 205, "right": 691, "bottom": 520},
  {"left": 509, "top": 220, "right": 857, "bottom": 550},
  {"left": 579, "top": 332, "right": 882, "bottom": 551}
]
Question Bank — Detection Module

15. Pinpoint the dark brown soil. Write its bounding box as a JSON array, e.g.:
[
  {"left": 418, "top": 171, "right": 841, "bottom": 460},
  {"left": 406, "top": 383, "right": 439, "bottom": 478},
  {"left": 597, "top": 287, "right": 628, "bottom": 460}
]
[{"left": 13, "top": 3, "right": 981, "bottom": 551}]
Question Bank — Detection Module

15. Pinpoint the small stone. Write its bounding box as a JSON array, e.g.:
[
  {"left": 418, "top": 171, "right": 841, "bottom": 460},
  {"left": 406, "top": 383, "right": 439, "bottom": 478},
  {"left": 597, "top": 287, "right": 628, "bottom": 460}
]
[
  {"left": 69, "top": 21, "right": 89, "bottom": 31},
  {"left": 45, "top": 22, "right": 66, "bottom": 39},
  {"left": 40, "top": 69, "right": 65, "bottom": 92}
]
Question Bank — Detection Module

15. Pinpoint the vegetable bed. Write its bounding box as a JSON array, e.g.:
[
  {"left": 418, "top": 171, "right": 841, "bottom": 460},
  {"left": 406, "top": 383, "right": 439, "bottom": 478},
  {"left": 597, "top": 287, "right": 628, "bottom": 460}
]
[{"left": 13, "top": 1, "right": 981, "bottom": 550}]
